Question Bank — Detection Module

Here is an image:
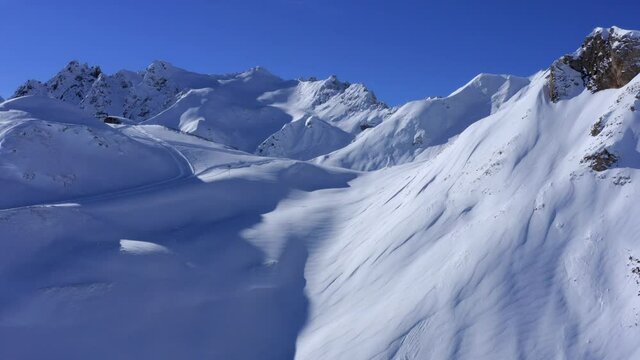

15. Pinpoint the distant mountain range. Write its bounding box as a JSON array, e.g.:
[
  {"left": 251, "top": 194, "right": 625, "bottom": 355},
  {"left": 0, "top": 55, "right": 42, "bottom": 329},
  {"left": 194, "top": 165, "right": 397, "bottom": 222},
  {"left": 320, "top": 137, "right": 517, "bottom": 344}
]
[{"left": 1, "top": 26, "right": 640, "bottom": 360}]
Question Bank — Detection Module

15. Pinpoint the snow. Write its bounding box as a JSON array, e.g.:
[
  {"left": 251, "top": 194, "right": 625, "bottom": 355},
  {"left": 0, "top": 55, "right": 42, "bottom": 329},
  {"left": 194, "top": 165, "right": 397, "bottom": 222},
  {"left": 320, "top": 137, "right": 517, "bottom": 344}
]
[
  {"left": 256, "top": 115, "right": 352, "bottom": 160},
  {"left": 13, "top": 60, "right": 224, "bottom": 121},
  {"left": 318, "top": 73, "right": 530, "bottom": 170},
  {"left": 591, "top": 26, "right": 640, "bottom": 40},
  {"left": 12, "top": 63, "right": 391, "bottom": 157},
  {"left": 0, "top": 96, "right": 186, "bottom": 208},
  {"left": 144, "top": 87, "right": 293, "bottom": 152},
  {"left": 2, "top": 27, "right": 640, "bottom": 359},
  {"left": 259, "top": 75, "right": 390, "bottom": 134},
  {"left": 119, "top": 239, "right": 171, "bottom": 255}
]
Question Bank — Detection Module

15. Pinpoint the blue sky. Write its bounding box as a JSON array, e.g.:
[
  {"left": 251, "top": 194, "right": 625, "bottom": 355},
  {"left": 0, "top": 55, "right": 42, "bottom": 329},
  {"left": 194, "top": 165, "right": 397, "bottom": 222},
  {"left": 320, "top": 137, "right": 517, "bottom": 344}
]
[{"left": 1, "top": 0, "right": 638, "bottom": 105}]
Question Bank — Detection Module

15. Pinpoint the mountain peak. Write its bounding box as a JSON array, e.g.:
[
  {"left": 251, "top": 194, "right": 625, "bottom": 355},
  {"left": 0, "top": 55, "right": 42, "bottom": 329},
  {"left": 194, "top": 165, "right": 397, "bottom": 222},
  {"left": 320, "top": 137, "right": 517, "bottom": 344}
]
[
  {"left": 61, "top": 60, "right": 102, "bottom": 78},
  {"left": 548, "top": 25, "right": 640, "bottom": 101},
  {"left": 235, "top": 66, "right": 280, "bottom": 81},
  {"left": 247, "top": 65, "right": 272, "bottom": 75},
  {"left": 589, "top": 26, "right": 640, "bottom": 40},
  {"left": 144, "top": 60, "right": 183, "bottom": 77}
]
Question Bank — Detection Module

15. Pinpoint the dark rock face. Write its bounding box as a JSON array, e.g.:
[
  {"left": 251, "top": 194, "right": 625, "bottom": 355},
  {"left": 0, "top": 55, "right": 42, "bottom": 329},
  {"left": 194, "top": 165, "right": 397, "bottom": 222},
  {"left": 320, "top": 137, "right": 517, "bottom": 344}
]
[
  {"left": 547, "top": 61, "right": 583, "bottom": 102},
  {"left": 581, "top": 149, "right": 618, "bottom": 172},
  {"left": 103, "top": 116, "right": 122, "bottom": 124},
  {"left": 570, "top": 28, "right": 640, "bottom": 91},
  {"left": 549, "top": 27, "right": 640, "bottom": 102}
]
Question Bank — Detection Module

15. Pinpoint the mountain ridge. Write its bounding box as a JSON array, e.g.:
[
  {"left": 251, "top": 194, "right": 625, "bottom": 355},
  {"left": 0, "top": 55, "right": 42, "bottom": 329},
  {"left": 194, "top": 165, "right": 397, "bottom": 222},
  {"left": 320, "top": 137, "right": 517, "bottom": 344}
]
[{"left": 1, "top": 25, "right": 640, "bottom": 360}]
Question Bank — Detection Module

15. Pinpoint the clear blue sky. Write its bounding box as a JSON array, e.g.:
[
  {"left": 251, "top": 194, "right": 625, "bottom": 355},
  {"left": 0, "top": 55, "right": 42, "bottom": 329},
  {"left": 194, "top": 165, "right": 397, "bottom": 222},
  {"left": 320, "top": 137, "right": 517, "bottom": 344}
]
[{"left": 1, "top": 0, "right": 638, "bottom": 105}]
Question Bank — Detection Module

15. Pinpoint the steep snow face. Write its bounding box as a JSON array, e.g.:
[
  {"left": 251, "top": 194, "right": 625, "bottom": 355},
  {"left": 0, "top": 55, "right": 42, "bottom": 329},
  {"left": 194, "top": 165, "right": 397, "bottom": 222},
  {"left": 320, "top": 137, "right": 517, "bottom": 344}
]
[
  {"left": 246, "top": 71, "right": 640, "bottom": 360},
  {"left": 319, "top": 74, "right": 530, "bottom": 170},
  {"left": 0, "top": 96, "right": 186, "bottom": 208}
]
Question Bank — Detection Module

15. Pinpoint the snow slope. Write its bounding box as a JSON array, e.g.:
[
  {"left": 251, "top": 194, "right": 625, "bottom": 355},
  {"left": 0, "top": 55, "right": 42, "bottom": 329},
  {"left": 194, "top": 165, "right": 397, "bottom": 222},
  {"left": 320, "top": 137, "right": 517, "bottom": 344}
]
[
  {"left": 0, "top": 96, "right": 187, "bottom": 208},
  {"left": 146, "top": 73, "right": 390, "bottom": 154},
  {"left": 270, "top": 71, "right": 640, "bottom": 359},
  {"left": 1, "top": 26, "right": 640, "bottom": 360},
  {"left": 256, "top": 115, "right": 352, "bottom": 160},
  {"left": 254, "top": 75, "right": 390, "bottom": 159},
  {"left": 0, "top": 130, "right": 356, "bottom": 359},
  {"left": 143, "top": 68, "right": 295, "bottom": 152},
  {"left": 318, "top": 73, "right": 530, "bottom": 170}
]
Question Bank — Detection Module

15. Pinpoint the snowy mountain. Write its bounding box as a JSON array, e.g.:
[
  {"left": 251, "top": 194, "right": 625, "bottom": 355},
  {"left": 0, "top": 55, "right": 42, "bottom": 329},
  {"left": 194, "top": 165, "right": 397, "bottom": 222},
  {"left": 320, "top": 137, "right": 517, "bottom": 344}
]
[
  {"left": 1, "top": 26, "right": 640, "bottom": 360},
  {"left": 255, "top": 75, "right": 391, "bottom": 158},
  {"left": 318, "top": 73, "right": 530, "bottom": 170},
  {"left": 550, "top": 27, "right": 640, "bottom": 100},
  {"left": 12, "top": 63, "right": 388, "bottom": 155},
  {"left": 13, "top": 60, "right": 223, "bottom": 121}
]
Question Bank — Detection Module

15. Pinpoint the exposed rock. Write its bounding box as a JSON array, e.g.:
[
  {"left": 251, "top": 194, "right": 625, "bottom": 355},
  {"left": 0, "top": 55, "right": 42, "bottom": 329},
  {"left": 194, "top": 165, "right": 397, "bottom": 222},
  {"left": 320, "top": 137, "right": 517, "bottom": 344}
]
[
  {"left": 13, "top": 79, "right": 48, "bottom": 98},
  {"left": 590, "top": 117, "right": 604, "bottom": 136},
  {"left": 549, "top": 27, "right": 640, "bottom": 102},
  {"left": 103, "top": 116, "right": 122, "bottom": 124},
  {"left": 581, "top": 149, "right": 618, "bottom": 171},
  {"left": 547, "top": 61, "right": 583, "bottom": 102},
  {"left": 11, "top": 60, "right": 216, "bottom": 121},
  {"left": 359, "top": 122, "right": 375, "bottom": 131}
]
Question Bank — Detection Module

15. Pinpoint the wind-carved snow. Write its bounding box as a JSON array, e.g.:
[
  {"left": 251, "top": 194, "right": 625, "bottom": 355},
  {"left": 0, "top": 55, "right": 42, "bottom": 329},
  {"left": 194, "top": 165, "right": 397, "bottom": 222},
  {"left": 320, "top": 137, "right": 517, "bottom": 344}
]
[{"left": 1, "top": 26, "right": 640, "bottom": 360}]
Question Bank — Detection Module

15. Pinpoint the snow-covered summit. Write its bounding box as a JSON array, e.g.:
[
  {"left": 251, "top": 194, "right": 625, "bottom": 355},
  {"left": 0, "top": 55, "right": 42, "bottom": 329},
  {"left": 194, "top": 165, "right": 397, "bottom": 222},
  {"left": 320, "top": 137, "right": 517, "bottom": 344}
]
[
  {"left": 12, "top": 60, "right": 220, "bottom": 121},
  {"left": 13, "top": 60, "right": 102, "bottom": 105},
  {"left": 549, "top": 26, "right": 640, "bottom": 101},
  {"left": 10, "top": 62, "right": 386, "bottom": 155},
  {"left": 589, "top": 26, "right": 640, "bottom": 40}
]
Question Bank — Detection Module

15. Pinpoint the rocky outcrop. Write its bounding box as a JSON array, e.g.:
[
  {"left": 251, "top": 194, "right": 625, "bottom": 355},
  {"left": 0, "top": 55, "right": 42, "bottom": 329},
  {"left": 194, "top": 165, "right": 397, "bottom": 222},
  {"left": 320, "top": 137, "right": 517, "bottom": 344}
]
[
  {"left": 14, "top": 61, "right": 102, "bottom": 105},
  {"left": 549, "top": 27, "right": 640, "bottom": 102},
  {"left": 11, "top": 60, "right": 218, "bottom": 121},
  {"left": 581, "top": 149, "right": 618, "bottom": 171}
]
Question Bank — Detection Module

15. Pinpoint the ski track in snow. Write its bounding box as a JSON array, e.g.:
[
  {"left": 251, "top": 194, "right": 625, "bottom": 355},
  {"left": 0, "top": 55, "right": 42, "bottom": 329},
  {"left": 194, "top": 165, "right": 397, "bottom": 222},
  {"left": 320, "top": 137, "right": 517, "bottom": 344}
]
[
  {"left": 0, "top": 125, "right": 194, "bottom": 212},
  {"left": 0, "top": 125, "right": 279, "bottom": 213}
]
